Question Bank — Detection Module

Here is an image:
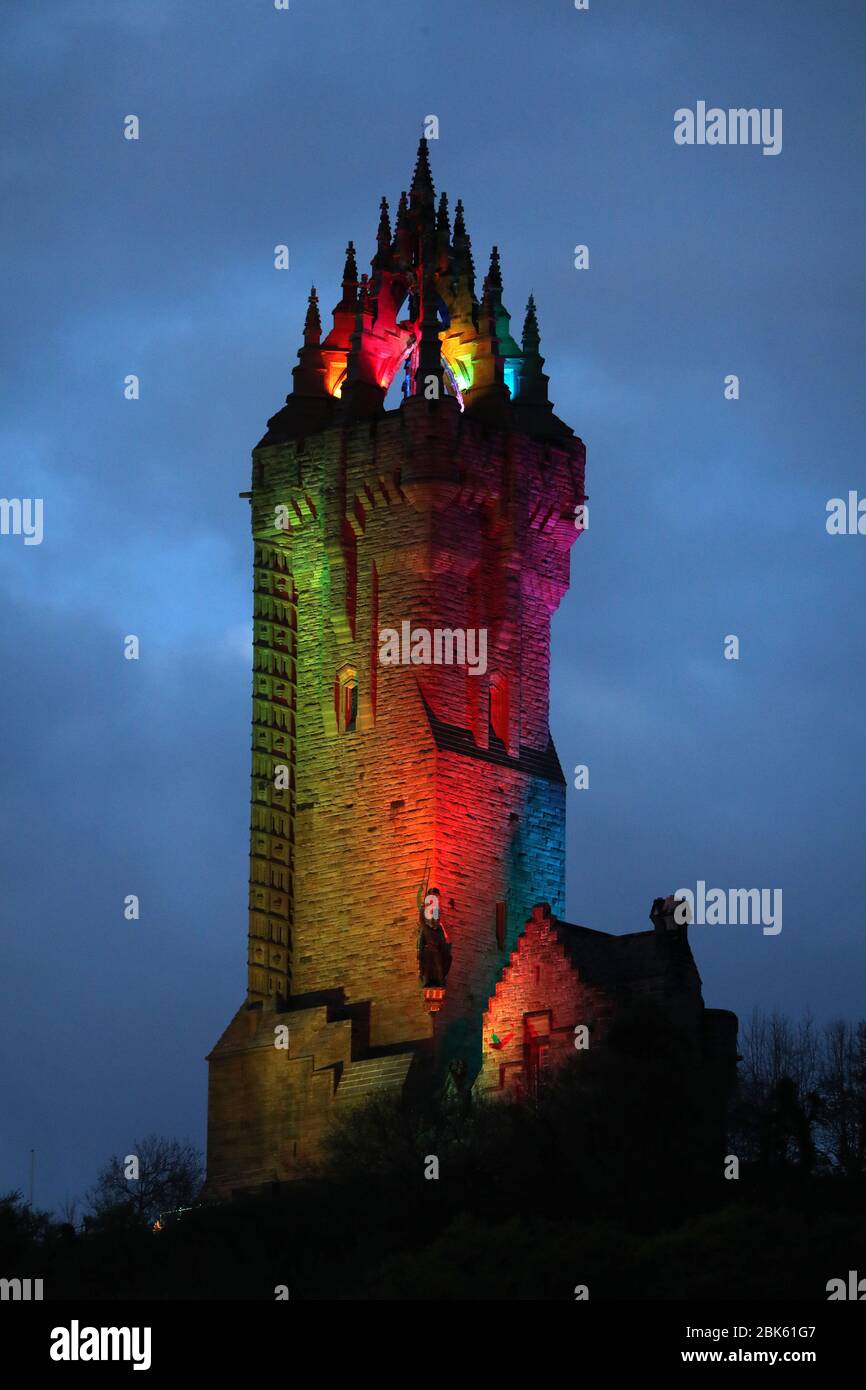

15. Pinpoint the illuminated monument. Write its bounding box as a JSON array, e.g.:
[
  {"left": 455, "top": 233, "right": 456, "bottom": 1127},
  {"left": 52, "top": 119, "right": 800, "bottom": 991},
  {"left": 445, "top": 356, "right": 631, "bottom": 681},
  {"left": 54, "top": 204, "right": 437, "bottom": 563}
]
[{"left": 205, "top": 140, "right": 736, "bottom": 1195}]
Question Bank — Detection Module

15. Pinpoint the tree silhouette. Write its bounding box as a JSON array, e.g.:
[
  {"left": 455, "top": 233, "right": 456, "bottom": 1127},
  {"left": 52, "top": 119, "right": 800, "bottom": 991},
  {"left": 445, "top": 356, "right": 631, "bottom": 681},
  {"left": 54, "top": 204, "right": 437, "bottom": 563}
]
[{"left": 85, "top": 1135, "right": 203, "bottom": 1228}]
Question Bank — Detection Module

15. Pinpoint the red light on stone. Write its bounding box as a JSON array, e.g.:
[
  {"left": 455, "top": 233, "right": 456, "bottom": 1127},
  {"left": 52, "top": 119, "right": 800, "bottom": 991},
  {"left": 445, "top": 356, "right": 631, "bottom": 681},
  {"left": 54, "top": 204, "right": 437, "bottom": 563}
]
[{"left": 424, "top": 987, "right": 446, "bottom": 1014}]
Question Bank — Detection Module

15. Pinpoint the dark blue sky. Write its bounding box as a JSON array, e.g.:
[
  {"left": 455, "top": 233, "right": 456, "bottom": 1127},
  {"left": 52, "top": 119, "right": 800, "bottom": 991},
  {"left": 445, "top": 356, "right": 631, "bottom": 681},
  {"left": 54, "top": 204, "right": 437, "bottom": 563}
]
[{"left": 2, "top": 0, "right": 864, "bottom": 1213}]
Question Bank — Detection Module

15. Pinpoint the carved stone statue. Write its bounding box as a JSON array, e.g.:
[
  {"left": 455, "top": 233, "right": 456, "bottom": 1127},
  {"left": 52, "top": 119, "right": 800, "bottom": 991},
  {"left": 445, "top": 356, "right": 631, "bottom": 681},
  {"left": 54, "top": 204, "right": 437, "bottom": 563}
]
[{"left": 416, "top": 885, "right": 452, "bottom": 987}]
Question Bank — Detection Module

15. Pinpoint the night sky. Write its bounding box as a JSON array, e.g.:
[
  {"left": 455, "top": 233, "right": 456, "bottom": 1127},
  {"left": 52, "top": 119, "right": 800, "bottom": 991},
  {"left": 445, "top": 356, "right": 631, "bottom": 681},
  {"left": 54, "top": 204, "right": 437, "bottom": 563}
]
[{"left": 1, "top": 0, "right": 864, "bottom": 1214}]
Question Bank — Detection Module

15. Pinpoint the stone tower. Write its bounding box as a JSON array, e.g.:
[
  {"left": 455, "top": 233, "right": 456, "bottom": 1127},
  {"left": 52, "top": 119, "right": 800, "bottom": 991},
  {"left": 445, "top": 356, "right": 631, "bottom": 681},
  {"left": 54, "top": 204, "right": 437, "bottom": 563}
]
[{"left": 204, "top": 138, "right": 586, "bottom": 1194}]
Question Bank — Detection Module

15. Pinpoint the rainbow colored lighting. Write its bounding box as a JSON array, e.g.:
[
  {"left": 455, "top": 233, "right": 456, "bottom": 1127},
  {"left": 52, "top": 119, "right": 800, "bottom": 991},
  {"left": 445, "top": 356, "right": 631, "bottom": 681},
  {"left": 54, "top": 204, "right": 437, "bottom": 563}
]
[{"left": 287, "top": 137, "right": 544, "bottom": 417}]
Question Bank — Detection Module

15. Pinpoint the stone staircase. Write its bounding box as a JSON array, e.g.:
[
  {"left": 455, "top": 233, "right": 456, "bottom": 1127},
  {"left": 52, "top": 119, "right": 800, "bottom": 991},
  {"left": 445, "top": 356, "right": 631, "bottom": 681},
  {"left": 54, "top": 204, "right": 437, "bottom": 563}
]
[{"left": 335, "top": 1052, "right": 416, "bottom": 1106}]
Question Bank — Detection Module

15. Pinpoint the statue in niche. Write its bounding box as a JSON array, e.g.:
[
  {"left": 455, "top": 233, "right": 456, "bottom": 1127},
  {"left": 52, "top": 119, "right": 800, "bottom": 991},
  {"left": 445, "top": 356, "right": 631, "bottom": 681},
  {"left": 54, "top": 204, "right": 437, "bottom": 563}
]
[
  {"left": 443, "top": 1057, "right": 470, "bottom": 1114},
  {"left": 416, "top": 882, "right": 452, "bottom": 988}
]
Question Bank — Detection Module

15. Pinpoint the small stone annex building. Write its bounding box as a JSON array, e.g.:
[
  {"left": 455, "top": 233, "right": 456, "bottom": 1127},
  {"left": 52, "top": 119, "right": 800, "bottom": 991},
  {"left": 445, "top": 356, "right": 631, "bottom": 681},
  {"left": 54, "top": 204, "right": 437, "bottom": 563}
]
[
  {"left": 204, "top": 139, "right": 737, "bottom": 1197},
  {"left": 475, "top": 899, "right": 737, "bottom": 1099}
]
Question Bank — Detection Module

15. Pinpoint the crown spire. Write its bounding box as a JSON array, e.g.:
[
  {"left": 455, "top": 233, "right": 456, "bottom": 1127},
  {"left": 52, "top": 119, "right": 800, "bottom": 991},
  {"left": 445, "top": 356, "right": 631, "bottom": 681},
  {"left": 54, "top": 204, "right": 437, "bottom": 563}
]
[
  {"left": 451, "top": 197, "right": 476, "bottom": 302},
  {"left": 436, "top": 191, "right": 450, "bottom": 239},
  {"left": 410, "top": 135, "right": 435, "bottom": 205},
  {"left": 522, "top": 292, "right": 540, "bottom": 354},
  {"left": 377, "top": 196, "right": 391, "bottom": 242},
  {"left": 342, "top": 239, "right": 358, "bottom": 286},
  {"left": 289, "top": 285, "right": 328, "bottom": 403},
  {"left": 514, "top": 292, "right": 551, "bottom": 412},
  {"left": 303, "top": 286, "right": 321, "bottom": 346},
  {"left": 372, "top": 195, "right": 392, "bottom": 272},
  {"left": 331, "top": 239, "right": 359, "bottom": 319},
  {"left": 329, "top": 240, "right": 357, "bottom": 316},
  {"left": 340, "top": 270, "right": 387, "bottom": 419}
]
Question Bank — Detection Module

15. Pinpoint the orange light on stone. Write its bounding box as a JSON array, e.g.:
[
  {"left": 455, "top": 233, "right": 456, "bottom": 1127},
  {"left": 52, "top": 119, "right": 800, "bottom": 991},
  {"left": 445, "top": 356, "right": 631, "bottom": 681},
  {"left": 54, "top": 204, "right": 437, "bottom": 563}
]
[{"left": 325, "top": 361, "right": 347, "bottom": 397}]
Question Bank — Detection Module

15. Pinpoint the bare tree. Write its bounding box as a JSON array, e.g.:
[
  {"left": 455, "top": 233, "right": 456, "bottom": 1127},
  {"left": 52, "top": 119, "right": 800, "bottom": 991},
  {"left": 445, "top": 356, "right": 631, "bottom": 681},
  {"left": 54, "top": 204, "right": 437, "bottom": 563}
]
[
  {"left": 817, "top": 1020, "right": 866, "bottom": 1177},
  {"left": 58, "top": 1194, "right": 79, "bottom": 1229},
  {"left": 739, "top": 1008, "right": 820, "bottom": 1096},
  {"left": 733, "top": 1009, "right": 822, "bottom": 1170},
  {"left": 85, "top": 1135, "right": 204, "bottom": 1227}
]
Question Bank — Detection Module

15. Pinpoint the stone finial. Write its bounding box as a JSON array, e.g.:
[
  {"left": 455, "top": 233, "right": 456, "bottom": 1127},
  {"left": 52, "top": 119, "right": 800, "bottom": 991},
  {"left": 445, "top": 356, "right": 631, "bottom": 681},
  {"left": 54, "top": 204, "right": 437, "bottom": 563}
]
[
  {"left": 410, "top": 135, "right": 435, "bottom": 204},
  {"left": 372, "top": 196, "right": 392, "bottom": 273},
  {"left": 302, "top": 286, "right": 321, "bottom": 346},
  {"left": 342, "top": 239, "right": 358, "bottom": 287},
  {"left": 376, "top": 195, "right": 391, "bottom": 247},
  {"left": 436, "top": 190, "right": 451, "bottom": 241},
  {"left": 522, "top": 293, "right": 540, "bottom": 354}
]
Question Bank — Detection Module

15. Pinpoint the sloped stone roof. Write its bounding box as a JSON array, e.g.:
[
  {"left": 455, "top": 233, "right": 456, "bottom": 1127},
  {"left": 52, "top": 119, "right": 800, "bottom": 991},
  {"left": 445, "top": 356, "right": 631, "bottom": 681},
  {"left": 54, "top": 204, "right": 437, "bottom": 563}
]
[
  {"left": 422, "top": 694, "right": 566, "bottom": 783},
  {"left": 553, "top": 918, "right": 701, "bottom": 992}
]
